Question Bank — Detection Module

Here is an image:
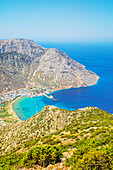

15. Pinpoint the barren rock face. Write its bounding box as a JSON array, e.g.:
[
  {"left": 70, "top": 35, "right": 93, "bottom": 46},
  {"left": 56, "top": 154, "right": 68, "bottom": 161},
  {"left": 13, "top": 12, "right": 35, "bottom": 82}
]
[
  {"left": 0, "top": 39, "right": 99, "bottom": 92},
  {"left": 0, "top": 39, "right": 47, "bottom": 59},
  {"left": 34, "top": 48, "right": 99, "bottom": 88}
]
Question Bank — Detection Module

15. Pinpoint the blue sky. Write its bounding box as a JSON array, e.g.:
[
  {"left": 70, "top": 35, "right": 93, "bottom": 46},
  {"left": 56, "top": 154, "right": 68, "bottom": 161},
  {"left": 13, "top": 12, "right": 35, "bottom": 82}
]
[{"left": 0, "top": 0, "right": 113, "bottom": 42}]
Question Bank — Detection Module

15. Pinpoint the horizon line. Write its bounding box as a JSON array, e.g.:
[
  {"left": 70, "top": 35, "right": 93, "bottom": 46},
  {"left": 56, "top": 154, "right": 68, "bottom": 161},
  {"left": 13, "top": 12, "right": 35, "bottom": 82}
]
[{"left": 0, "top": 37, "right": 113, "bottom": 43}]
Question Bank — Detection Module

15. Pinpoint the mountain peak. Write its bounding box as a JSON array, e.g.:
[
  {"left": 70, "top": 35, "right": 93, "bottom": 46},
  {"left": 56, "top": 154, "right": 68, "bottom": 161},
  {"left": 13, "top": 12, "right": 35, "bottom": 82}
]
[{"left": 0, "top": 39, "right": 99, "bottom": 92}]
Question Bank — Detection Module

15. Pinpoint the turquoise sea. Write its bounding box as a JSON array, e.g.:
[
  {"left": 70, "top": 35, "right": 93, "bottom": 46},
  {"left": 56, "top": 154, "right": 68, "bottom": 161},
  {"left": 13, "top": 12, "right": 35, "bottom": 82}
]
[{"left": 13, "top": 42, "right": 113, "bottom": 120}]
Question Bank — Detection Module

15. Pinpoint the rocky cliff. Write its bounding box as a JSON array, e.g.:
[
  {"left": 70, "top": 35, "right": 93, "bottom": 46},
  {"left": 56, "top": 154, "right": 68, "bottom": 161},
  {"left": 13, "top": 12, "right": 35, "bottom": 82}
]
[{"left": 0, "top": 39, "right": 99, "bottom": 92}]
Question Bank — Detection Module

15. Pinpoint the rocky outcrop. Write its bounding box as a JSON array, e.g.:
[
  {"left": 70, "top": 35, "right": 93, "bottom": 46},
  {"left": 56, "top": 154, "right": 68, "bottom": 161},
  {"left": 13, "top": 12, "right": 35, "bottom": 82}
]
[{"left": 0, "top": 39, "right": 99, "bottom": 92}]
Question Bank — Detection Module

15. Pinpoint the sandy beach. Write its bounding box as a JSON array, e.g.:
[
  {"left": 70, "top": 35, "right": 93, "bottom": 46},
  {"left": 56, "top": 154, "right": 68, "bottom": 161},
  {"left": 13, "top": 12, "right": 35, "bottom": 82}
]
[{"left": 9, "top": 97, "right": 22, "bottom": 121}]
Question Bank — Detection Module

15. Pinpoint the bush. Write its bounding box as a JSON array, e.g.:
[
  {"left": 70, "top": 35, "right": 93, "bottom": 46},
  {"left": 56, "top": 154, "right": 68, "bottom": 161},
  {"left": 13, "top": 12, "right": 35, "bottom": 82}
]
[
  {"left": 65, "top": 145, "right": 113, "bottom": 169},
  {"left": 0, "top": 145, "right": 63, "bottom": 169},
  {"left": 20, "top": 145, "right": 62, "bottom": 167}
]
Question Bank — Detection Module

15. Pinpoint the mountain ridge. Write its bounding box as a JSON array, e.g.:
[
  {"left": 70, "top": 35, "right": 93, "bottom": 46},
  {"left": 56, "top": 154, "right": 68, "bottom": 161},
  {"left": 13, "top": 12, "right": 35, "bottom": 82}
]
[
  {"left": 0, "top": 39, "right": 99, "bottom": 92},
  {"left": 0, "top": 103, "right": 113, "bottom": 169}
]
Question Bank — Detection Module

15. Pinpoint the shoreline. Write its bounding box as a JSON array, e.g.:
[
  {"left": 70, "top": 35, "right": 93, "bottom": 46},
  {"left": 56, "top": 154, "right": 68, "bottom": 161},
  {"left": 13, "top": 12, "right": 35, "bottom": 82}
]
[
  {"left": 11, "top": 96, "right": 22, "bottom": 121},
  {"left": 49, "top": 77, "right": 100, "bottom": 95},
  {"left": 11, "top": 87, "right": 77, "bottom": 121},
  {"left": 12, "top": 78, "right": 100, "bottom": 121}
]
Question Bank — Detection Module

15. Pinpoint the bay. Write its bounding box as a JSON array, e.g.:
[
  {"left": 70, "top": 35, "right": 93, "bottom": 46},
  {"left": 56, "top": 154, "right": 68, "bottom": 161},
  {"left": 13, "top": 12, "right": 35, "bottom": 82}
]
[{"left": 13, "top": 42, "right": 113, "bottom": 120}]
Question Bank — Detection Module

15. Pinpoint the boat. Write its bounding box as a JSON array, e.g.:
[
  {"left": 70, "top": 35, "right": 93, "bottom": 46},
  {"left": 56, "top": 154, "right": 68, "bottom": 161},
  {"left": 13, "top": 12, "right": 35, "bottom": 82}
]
[
  {"left": 53, "top": 98, "right": 57, "bottom": 101},
  {"left": 43, "top": 94, "right": 57, "bottom": 101}
]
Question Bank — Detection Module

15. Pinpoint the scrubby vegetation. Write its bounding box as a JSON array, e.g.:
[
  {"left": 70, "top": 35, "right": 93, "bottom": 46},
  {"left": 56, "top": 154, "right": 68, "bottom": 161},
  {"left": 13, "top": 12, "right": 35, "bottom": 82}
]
[
  {"left": 0, "top": 100, "right": 19, "bottom": 126},
  {"left": 0, "top": 102, "right": 11, "bottom": 118},
  {"left": 65, "top": 135, "right": 113, "bottom": 169},
  {"left": 0, "top": 145, "right": 62, "bottom": 169},
  {"left": 0, "top": 105, "right": 113, "bottom": 169}
]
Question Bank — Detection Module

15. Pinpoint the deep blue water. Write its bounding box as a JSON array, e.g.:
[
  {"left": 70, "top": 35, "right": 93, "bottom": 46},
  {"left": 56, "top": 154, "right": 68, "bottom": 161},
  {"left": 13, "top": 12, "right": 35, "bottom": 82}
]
[{"left": 13, "top": 42, "right": 113, "bottom": 120}]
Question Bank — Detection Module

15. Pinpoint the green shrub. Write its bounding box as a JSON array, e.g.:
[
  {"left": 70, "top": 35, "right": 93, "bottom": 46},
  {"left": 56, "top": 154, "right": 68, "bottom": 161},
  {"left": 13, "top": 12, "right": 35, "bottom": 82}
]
[{"left": 0, "top": 145, "right": 63, "bottom": 169}]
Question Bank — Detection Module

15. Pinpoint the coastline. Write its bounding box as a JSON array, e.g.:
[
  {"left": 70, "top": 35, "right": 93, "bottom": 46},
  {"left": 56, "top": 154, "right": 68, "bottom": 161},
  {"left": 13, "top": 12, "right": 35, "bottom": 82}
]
[
  {"left": 12, "top": 87, "right": 78, "bottom": 121},
  {"left": 12, "top": 77, "right": 100, "bottom": 121},
  {"left": 10, "top": 96, "right": 22, "bottom": 121},
  {"left": 49, "top": 76, "right": 100, "bottom": 95}
]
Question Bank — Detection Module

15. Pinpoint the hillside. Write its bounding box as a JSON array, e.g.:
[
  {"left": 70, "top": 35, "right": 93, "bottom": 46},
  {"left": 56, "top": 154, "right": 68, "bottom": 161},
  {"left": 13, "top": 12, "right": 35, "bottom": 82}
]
[
  {"left": 0, "top": 39, "right": 99, "bottom": 92},
  {"left": 0, "top": 39, "right": 46, "bottom": 92},
  {"left": 0, "top": 103, "right": 113, "bottom": 169}
]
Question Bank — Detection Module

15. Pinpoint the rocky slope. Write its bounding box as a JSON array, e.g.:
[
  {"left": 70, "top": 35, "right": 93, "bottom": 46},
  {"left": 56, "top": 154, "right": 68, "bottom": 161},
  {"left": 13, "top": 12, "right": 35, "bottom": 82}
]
[
  {"left": 0, "top": 105, "right": 113, "bottom": 169},
  {"left": 0, "top": 105, "right": 113, "bottom": 155},
  {"left": 0, "top": 39, "right": 99, "bottom": 92},
  {"left": 33, "top": 48, "right": 99, "bottom": 88}
]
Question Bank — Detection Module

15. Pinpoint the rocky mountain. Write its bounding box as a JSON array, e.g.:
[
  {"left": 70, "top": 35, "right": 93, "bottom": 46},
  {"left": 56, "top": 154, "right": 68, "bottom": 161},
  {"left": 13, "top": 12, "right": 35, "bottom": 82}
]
[{"left": 0, "top": 39, "right": 99, "bottom": 92}]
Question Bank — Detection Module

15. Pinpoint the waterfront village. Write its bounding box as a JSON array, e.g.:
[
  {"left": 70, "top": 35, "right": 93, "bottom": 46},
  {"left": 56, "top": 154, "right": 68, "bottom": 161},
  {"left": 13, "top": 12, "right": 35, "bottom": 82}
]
[
  {"left": 0, "top": 83, "right": 51, "bottom": 104},
  {"left": 0, "top": 83, "right": 57, "bottom": 127}
]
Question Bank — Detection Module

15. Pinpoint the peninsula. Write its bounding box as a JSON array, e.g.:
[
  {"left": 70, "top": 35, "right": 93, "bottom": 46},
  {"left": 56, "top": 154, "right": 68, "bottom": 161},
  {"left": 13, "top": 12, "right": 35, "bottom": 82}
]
[{"left": 0, "top": 39, "right": 99, "bottom": 98}]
